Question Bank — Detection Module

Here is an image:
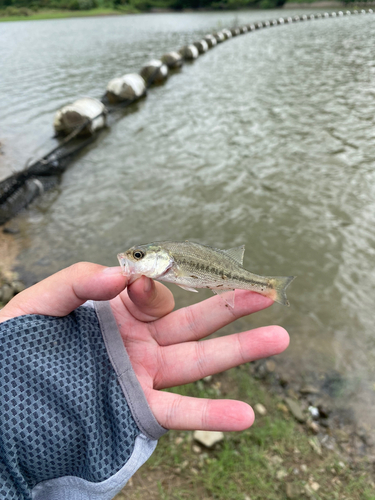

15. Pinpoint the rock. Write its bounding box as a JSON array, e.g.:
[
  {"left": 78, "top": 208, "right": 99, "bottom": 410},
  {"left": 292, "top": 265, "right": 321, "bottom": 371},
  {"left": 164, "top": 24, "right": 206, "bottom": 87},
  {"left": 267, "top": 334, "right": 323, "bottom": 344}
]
[
  {"left": 285, "top": 397, "right": 306, "bottom": 423},
  {"left": 300, "top": 385, "right": 320, "bottom": 395},
  {"left": 175, "top": 436, "right": 184, "bottom": 446},
  {"left": 1, "top": 284, "right": 13, "bottom": 303},
  {"left": 308, "top": 437, "right": 322, "bottom": 455},
  {"left": 255, "top": 403, "right": 267, "bottom": 416},
  {"left": 307, "top": 421, "right": 320, "bottom": 435},
  {"left": 277, "top": 403, "right": 289, "bottom": 415},
  {"left": 308, "top": 406, "right": 320, "bottom": 419},
  {"left": 3, "top": 226, "right": 19, "bottom": 234},
  {"left": 301, "top": 464, "right": 307, "bottom": 472},
  {"left": 203, "top": 375, "right": 212, "bottom": 382},
  {"left": 193, "top": 430, "right": 224, "bottom": 448},
  {"left": 276, "top": 468, "right": 288, "bottom": 480},
  {"left": 285, "top": 483, "right": 300, "bottom": 499},
  {"left": 11, "top": 280, "right": 25, "bottom": 294},
  {"left": 192, "top": 444, "right": 201, "bottom": 453},
  {"left": 310, "top": 481, "right": 320, "bottom": 492},
  {"left": 265, "top": 360, "right": 276, "bottom": 373}
]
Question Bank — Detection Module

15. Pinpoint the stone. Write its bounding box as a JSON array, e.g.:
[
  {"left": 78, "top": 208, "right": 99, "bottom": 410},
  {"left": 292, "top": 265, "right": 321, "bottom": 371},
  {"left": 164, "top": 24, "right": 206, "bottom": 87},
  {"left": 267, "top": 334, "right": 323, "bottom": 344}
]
[
  {"left": 276, "top": 468, "right": 287, "bottom": 480},
  {"left": 308, "top": 437, "right": 322, "bottom": 455},
  {"left": 307, "top": 421, "right": 320, "bottom": 434},
  {"left": 285, "top": 483, "right": 300, "bottom": 499},
  {"left": 301, "top": 464, "right": 308, "bottom": 473},
  {"left": 308, "top": 406, "right": 320, "bottom": 419},
  {"left": 193, "top": 430, "right": 224, "bottom": 448},
  {"left": 277, "top": 403, "right": 289, "bottom": 414},
  {"left": 175, "top": 437, "right": 184, "bottom": 446},
  {"left": 0, "top": 284, "right": 13, "bottom": 304},
  {"left": 310, "top": 481, "right": 320, "bottom": 492},
  {"left": 11, "top": 280, "right": 25, "bottom": 294},
  {"left": 265, "top": 360, "right": 276, "bottom": 373},
  {"left": 300, "top": 385, "right": 320, "bottom": 395},
  {"left": 255, "top": 403, "right": 267, "bottom": 416},
  {"left": 192, "top": 444, "right": 201, "bottom": 453},
  {"left": 285, "top": 397, "right": 306, "bottom": 423}
]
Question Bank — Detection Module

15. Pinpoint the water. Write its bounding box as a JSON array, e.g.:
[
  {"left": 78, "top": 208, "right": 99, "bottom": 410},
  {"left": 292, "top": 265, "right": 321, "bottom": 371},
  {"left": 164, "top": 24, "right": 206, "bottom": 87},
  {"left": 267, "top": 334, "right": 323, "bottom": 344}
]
[{"left": 1, "top": 11, "right": 375, "bottom": 433}]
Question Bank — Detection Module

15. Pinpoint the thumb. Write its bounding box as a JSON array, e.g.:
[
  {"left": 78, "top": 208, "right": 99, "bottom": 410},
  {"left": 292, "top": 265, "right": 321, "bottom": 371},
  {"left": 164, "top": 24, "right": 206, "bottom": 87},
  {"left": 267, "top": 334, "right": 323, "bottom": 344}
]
[{"left": 0, "top": 263, "right": 127, "bottom": 323}]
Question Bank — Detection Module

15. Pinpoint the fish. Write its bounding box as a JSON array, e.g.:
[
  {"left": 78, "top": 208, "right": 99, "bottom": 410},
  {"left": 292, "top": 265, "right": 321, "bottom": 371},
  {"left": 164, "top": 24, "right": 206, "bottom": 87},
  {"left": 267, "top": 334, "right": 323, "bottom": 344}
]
[{"left": 117, "top": 240, "right": 295, "bottom": 308}]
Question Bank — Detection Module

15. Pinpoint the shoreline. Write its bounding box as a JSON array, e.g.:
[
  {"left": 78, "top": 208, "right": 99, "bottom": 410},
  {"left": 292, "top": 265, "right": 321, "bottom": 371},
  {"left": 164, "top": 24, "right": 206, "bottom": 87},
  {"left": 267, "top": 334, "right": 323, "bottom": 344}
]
[{"left": 0, "top": 2, "right": 358, "bottom": 22}]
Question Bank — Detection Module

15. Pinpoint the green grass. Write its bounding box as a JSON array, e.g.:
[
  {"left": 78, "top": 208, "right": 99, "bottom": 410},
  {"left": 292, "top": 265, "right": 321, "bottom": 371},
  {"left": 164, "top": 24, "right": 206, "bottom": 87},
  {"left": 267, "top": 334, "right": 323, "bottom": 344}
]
[
  {"left": 119, "top": 366, "right": 375, "bottom": 500},
  {"left": 0, "top": 7, "right": 137, "bottom": 22}
]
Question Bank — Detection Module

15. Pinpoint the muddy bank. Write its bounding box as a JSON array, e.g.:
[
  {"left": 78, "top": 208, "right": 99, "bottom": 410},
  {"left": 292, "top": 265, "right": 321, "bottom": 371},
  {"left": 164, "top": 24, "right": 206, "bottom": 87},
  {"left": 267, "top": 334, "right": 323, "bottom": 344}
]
[{"left": 0, "top": 225, "right": 25, "bottom": 306}]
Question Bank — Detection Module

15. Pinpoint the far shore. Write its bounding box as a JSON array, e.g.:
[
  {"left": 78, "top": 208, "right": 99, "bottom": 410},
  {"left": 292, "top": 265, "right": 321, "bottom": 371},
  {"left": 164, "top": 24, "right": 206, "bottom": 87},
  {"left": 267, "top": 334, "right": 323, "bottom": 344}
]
[{"left": 0, "top": 2, "right": 366, "bottom": 22}]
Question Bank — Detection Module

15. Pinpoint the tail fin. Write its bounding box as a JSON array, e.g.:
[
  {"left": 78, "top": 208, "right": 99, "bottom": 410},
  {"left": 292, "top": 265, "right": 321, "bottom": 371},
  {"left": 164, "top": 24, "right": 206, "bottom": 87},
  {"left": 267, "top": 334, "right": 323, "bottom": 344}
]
[{"left": 268, "top": 276, "right": 296, "bottom": 306}]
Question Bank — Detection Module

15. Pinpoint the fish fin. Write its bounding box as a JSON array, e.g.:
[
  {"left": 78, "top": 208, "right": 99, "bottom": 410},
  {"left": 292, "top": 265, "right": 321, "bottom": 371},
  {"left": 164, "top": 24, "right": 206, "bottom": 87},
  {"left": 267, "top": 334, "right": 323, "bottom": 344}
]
[
  {"left": 267, "top": 276, "right": 296, "bottom": 306},
  {"left": 212, "top": 289, "right": 235, "bottom": 308},
  {"left": 222, "top": 245, "right": 245, "bottom": 265},
  {"left": 177, "top": 284, "right": 199, "bottom": 293}
]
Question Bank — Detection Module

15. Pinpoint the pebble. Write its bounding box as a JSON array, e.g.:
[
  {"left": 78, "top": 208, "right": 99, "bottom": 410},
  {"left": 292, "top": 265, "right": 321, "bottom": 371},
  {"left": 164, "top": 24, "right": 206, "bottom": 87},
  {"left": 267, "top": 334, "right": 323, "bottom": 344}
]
[
  {"left": 11, "top": 280, "right": 25, "bottom": 294},
  {"left": 307, "top": 421, "right": 320, "bottom": 434},
  {"left": 175, "top": 436, "right": 184, "bottom": 446},
  {"left": 285, "top": 483, "right": 300, "bottom": 499},
  {"left": 310, "top": 481, "right": 320, "bottom": 492},
  {"left": 265, "top": 360, "right": 276, "bottom": 372},
  {"left": 255, "top": 403, "right": 267, "bottom": 416},
  {"left": 308, "top": 437, "right": 322, "bottom": 455},
  {"left": 301, "top": 464, "right": 308, "bottom": 472},
  {"left": 0, "top": 284, "right": 13, "bottom": 303},
  {"left": 192, "top": 444, "right": 201, "bottom": 454},
  {"left": 308, "top": 406, "right": 320, "bottom": 419},
  {"left": 277, "top": 403, "right": 289, "bottom": 414},
  {"left": 193, "top": 430, "right": 224, "bottom": 448},
  {"left": 285, "top": 397, "right": 306, "bottom": 423},
  {"left": 276, "top": 468, "right": 288, "bottom": 480},
  {"left": 300, "top": 385, "right": 320, "bottom": 395}
]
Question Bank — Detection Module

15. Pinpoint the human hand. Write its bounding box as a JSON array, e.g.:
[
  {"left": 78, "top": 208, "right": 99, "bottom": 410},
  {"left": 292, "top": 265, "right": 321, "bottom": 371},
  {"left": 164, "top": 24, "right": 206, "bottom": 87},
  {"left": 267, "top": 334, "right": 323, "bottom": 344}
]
[{"left": 0, "top": 262, "right": 289, "bottom": 431}]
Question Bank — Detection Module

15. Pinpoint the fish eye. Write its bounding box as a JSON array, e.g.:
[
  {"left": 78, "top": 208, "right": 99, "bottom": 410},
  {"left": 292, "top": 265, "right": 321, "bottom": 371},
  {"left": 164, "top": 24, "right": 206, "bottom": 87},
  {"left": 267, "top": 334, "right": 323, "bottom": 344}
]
[{"left": 132, "top": 250, "right": 145, "bottom": 260}]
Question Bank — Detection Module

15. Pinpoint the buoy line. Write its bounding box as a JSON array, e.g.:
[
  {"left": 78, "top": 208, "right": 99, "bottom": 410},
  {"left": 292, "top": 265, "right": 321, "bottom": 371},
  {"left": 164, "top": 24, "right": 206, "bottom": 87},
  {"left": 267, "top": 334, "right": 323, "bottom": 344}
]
[{"left": 0, "top": 8, "right": 373, "bottom": 225}]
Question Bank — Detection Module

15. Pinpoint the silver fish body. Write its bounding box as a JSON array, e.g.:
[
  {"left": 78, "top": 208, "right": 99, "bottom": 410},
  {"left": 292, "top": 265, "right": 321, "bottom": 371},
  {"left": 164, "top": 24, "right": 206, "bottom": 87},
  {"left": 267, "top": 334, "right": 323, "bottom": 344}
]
[{"left": 117, "top": 240, "right": 295, "bottom": 307}]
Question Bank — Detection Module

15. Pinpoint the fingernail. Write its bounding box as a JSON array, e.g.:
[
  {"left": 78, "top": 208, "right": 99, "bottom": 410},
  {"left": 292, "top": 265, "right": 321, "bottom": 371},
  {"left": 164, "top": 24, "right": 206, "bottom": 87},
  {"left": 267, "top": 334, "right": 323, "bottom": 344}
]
[
  {"left": 143, "top": 277, "right": 152, "bottom": 293},
  {"left": 102, "top": 266, "right": 123, "bottom": 275}
]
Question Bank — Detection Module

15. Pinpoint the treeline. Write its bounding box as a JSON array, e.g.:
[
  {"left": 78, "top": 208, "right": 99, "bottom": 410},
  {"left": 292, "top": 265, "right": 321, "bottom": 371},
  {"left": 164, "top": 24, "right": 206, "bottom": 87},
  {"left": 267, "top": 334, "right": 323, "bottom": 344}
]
[{"left": 0, "top": 0, "right": 287, "bottom": 13}]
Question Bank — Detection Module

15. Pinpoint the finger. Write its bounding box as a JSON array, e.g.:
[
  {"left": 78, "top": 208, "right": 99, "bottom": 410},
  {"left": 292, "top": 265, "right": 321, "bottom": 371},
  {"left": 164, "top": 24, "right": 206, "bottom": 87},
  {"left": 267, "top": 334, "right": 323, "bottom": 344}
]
[
  {"left": 0, "top": 263, "right": 127, "bottom": 322},
  {"left": 119, "top": 276, "right": 175, "bottom": 322},
  {"left": 147, "top": 389, "right": 254, "bottom": 431},
  {"left": 151, "top": 289, "right": 273, "bottom": 345},
  {"left": 154, "top": 325, "right": 289, "bottom": 389}
]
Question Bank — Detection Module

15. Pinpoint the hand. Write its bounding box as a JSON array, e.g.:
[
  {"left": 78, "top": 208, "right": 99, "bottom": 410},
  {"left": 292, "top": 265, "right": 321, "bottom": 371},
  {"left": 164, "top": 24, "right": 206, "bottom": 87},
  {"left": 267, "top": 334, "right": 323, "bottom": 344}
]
[{"left": 0, "top": 263, "right": 289, "bottom": 431}]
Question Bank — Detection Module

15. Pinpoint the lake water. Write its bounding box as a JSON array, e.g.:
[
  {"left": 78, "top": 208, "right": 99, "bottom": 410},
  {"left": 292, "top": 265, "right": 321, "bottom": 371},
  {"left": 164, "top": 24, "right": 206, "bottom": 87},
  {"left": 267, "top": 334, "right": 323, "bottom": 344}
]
[{"left": 1, "top": 10, "right": 375, "bottom": 435}]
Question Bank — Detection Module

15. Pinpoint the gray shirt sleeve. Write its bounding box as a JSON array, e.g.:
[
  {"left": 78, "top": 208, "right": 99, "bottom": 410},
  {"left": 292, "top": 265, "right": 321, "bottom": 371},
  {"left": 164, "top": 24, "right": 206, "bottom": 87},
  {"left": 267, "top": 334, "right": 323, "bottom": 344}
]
[{"left": 0, "top": 301, "right": 167, "bottom": 500}]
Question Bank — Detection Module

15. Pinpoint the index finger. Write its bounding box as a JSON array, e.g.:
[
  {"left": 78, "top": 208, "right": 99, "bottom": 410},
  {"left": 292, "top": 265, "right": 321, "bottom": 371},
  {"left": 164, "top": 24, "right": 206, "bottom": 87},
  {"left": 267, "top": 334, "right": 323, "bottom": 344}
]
[{"left": 150, "top": 289, "right": 273, "bottom": 345}]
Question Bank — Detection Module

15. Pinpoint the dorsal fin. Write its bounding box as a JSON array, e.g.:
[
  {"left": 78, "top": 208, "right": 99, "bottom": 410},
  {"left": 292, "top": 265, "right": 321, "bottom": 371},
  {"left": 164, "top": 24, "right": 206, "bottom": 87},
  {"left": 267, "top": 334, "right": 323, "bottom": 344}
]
[{"left": 222, "top": 245, "right": 245, "bottom": 265}]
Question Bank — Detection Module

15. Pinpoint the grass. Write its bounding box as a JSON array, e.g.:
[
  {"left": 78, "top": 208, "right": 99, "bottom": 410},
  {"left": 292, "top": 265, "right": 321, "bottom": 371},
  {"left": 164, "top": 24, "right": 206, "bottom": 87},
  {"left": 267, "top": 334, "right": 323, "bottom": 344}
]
[
  {"left": 117, "top": 365, "right": 375, "bottom": 500},
  {"left": 0, "top": 7, "right": 137, "bottom": 22}
]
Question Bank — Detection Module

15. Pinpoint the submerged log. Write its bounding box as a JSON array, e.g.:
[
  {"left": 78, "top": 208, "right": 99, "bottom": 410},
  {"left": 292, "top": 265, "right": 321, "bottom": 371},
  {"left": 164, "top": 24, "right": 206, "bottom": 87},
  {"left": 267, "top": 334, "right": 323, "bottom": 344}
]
[
  {"left": 179, "top": 44, "right": 199, "bottom": 60},
  {"left": 106, "top": 73, "right": 147, "bottom": 103},
  {"left": 161, "top": 51, "right": 183, "bottom": 69},
  {"left": 53, "top": 97, "right": 107, "bottom": 136},
  {"left": 140, "top": 59, "right": 168, "bottom": 85}
]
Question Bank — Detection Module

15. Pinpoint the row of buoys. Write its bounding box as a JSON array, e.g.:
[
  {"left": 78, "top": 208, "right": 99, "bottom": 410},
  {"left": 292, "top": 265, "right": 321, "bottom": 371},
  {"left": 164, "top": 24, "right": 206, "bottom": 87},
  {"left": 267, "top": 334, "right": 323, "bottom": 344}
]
[{"left": 52, "top": 8, "right": 374, "bottom": 137}]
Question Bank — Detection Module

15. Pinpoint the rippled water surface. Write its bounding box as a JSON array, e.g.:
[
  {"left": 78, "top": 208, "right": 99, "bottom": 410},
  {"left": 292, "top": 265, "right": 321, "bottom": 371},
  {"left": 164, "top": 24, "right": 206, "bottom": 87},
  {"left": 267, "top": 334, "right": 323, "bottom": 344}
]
[{"left": 1, "top": 11, "right": 375, "bottom": 432}]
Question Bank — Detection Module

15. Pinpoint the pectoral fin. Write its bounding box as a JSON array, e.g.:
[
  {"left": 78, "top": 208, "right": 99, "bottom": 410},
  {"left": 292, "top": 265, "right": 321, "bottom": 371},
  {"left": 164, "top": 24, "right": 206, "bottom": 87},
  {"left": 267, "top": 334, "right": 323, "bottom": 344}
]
[
  {"left": 178, "top": 284, "right": 199, "bottom": 293},
  {"left": 212, "top": 288, "right": 235, "bottom": 308}
]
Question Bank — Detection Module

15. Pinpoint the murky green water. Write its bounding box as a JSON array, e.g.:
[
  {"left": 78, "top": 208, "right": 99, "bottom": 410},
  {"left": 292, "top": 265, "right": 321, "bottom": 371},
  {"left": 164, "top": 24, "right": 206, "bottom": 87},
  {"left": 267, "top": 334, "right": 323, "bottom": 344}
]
[{"left": 1, "top": 10, "right": 375, "bottom": 432}]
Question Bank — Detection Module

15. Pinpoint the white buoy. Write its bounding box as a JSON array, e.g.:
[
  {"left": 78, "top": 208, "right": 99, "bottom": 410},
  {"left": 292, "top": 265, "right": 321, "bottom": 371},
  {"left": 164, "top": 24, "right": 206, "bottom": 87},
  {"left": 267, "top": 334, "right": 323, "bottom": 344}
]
[
  {"left": 240, "top": 26, "right": 248, "bottom": 33},
  {"left": 193, "top": 40, "right": 209, "bottom": 54},
  {"left": 161, "top": 51, "right": 183, "bottom": 69},
  {"left": 106, "top": 73, "right": 146, "bottom": 103},
  {"left": 54, "top": 97, "right": 107, "bottom": 136},
  {"left": 221, "top": 28, "right": 232, "bottom": 39},
  {"left": 140, "top": 60, "right": 168, "bottom": 85},
  {"left": 214, "top": 31, "right": 225, "bottom": 42},
  {"left": 203, "top": 34, "right": 217, "bottom": 47},
  {"left": 230, "top": 27, "right": 240, "bottom": 36},
  {"left": 179, "top": 45, "right": 199, "bottom": 60}
]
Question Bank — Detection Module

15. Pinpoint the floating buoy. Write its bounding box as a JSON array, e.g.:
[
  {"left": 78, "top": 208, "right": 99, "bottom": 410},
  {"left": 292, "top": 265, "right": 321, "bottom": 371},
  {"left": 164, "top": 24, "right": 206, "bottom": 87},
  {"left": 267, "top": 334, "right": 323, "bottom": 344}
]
[
  {"left": 140, "top": 59, "right": 168, "bottom": 85},
  {"left": 193, "top": 40, "right": 209, "bottom": 54},
  {"left": 53, "top": 97, "right": 107, "bottom": 136},
  {"left": 106, "top": 73, "right": 146, "bottom": 103},
  {"left": 161, "top": 51, "right": 183, "bottom": 69},
  {"left": 213, "top": 31, "right": 225, "bottom": 42},
  {"left": 221, "top": 28, "right": 232, "bottom": 39},
  {"left": 240, "top": 26, "right": 248, "bottom": 33},
  {"left": 230, "top": 27, "right": 241, "bottom": 36},
  {"left": 179, "top": 45, "right": 199, "bottom": 60},
  {"left": 203, "top": 34, "right": 217, "bottom": 48}
]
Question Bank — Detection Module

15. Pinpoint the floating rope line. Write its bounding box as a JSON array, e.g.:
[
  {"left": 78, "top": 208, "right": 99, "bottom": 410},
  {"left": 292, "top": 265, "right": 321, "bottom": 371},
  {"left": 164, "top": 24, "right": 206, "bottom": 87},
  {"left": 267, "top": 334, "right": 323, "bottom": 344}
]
[{"left": 0, "top": 8, "right": 373, "bottom": 225}]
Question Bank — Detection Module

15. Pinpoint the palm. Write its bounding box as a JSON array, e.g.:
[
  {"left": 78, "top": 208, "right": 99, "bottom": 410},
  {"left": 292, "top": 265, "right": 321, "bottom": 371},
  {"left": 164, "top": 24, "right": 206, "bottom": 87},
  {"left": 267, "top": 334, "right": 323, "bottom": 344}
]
[{"left": 109, "top": 279, "right": 288, "bottom": 431}]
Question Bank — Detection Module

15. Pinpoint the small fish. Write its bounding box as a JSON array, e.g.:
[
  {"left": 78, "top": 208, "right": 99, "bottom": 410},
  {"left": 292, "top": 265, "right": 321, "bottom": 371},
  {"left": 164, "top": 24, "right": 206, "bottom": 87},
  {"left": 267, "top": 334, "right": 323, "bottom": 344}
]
[{"left": 117, "top": 240, "right": 295, "bottom": 308}]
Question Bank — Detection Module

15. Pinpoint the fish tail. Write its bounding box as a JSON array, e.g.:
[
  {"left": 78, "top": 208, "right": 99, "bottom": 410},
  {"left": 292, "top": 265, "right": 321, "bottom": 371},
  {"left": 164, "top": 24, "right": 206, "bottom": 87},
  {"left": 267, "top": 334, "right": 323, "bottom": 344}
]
[{"left": 267, "top": 276, "right": 296, "bottom": 306}]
